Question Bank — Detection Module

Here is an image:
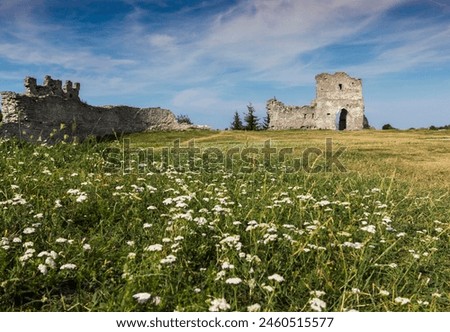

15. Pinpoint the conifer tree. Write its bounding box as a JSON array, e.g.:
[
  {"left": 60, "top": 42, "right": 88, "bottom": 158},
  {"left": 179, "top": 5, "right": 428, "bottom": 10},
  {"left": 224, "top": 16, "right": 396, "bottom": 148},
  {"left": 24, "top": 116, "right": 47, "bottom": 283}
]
[
  {"left": 262, "top": 111, "right": 270, "bottom": 130},
  {"left": 230, "top": 111, "right": 244, "bottom": 130},
  {"left": 243, "top": 103, "right": 259, "bottom": 131}
]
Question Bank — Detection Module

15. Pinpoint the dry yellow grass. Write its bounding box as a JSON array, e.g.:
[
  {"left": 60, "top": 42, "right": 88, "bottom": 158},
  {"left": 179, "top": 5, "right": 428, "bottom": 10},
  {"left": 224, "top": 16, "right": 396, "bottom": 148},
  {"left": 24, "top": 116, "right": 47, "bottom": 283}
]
[{"left": 127, "top": 129, "right": 450, "bottom": 193}]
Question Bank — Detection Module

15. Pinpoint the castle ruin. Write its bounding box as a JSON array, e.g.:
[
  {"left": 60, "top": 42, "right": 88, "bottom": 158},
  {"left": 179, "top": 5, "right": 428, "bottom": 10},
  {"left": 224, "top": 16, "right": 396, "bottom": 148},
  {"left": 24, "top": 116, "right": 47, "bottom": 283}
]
[
  {"left": 267, "top": 72, "right": 367, "bottom": 130},
  {"left": 0, "top": 75, "right": 194, "bottom": 142}
]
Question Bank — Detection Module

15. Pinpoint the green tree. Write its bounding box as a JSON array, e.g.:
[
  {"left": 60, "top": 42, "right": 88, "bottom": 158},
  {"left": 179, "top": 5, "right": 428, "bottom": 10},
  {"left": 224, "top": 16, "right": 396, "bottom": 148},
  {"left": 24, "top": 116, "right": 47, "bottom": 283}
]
[
  {"left": 261, "top": 111, "right": 270, "bottom": 130},
  {"left": 230, "top": 111, "right": 244, "bottom": 130},
  {"left": 243, "top": 103, "right": 259, "bottom": 131},
  {"left": 176, "top": 114, "right": 192, "bottom": 125}
]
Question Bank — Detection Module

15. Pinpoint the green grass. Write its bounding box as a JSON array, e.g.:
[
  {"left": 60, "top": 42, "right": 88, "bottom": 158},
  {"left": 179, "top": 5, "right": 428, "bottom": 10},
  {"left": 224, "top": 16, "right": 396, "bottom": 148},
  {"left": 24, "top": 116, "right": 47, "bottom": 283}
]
[{"left": 0, "top": 130, "right": 449, "bottom": 311}]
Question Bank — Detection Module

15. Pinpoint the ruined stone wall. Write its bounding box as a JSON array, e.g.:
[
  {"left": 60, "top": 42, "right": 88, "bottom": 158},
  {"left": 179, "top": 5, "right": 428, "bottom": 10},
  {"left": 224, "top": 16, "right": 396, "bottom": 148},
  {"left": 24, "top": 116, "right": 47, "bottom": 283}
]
[
  {"left": 266, "top": 99, "right": 318, "bottom": 130},
  {"left": 267, "top": 72, "right": 365, "bottom": 130},
  {"left": 0, "top": 76, "right": 191, "bottom": 142}
]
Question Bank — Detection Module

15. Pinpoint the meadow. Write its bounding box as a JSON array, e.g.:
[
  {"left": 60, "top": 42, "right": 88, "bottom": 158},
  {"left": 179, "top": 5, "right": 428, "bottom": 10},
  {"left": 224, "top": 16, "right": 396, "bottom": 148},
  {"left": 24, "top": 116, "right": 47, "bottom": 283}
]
[{"left": 0, "top": 129, "right": 449, "bottom": 311}]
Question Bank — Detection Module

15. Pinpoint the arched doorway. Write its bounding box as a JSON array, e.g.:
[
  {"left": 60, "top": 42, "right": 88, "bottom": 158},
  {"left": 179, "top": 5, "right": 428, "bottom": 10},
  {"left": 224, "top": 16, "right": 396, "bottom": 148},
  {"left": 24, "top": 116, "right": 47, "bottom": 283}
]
[{"left": 336, "top": 109, "right": 348, "bottom": 130}]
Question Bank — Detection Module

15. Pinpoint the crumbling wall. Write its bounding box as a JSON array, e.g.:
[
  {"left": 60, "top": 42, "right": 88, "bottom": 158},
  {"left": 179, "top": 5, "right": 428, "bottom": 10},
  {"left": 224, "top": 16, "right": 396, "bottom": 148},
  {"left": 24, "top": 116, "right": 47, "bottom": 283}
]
[
  {"left": 0, "top": 76, "right": 191, "bottom": 142},
  {"left": 266, "top": 99, "right": 318, "bottom": 129},
  {"left": 267, "top": 72, "right": 365, "bottom": 130}
]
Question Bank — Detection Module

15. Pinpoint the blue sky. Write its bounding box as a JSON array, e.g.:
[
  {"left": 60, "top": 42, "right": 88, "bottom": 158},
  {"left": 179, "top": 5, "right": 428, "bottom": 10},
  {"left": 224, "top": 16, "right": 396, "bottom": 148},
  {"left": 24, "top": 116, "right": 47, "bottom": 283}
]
[{"left": 1, "top": 0, "right": 450, "bottom": 129}]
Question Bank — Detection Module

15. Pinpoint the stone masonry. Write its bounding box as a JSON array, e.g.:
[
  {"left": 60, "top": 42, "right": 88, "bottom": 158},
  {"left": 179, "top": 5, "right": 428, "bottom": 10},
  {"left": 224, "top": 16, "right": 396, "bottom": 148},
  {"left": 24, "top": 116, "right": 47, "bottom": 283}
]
[
  {"left": 0, "top": 76, "right": 194, "bottom": 142},
  {"left": 267, "top": 72, "right": 367, "bottom": 130}
]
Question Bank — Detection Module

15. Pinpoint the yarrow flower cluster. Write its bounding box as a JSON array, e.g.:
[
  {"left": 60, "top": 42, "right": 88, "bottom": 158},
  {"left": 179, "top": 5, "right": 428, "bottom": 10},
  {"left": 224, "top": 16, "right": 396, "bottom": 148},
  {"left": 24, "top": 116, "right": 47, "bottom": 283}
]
[
  {"left": 60, "top": 263, "right": 77, "bottom": 270},
  {"left": 268, "top": 273, "right": 285, "bottom": 283},
  {"left": 132, "top": 292, "right": 161, "bottom": 305},
  {"left": 209, "top": 298, "right": 230, "bottom": 312},
  {"left": 225, "top": 277, "right": 242, "bottom": 285},
  {"left": 145, "top": 244, "right": 163, "bottom": 252},
  {"left": 309, "top": 290, "right": 326, "bottom": 312}
]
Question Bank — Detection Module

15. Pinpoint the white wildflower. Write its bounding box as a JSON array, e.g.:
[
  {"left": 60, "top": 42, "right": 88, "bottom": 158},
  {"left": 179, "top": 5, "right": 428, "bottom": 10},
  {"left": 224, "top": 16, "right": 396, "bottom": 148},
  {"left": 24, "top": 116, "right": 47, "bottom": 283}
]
[
  {"left": 33, "top": 213, "right": 44, "bottom": 219},
  {"left": 394, "top": 297, "right": 410, "bottom": 305},
  {"left": 143, "top": 223, "right": 152, "bottom": 228},
  {"left": 342, "top": 241, "right": 364, "bottom": 249},
  {"left": 82, "top": 243, "right": 91, "bottom": 250},
  {"left": 225, "top": 277, "right": 242, "bottom": 285},
  {"left": 379, "top": 290, "right": 390, "bottom": 296},
  {"left": 23, "top": 227, "right": 36, "bottom": 234},
  {"left": 145, "top": 244, "right": 163, "bottom": 252},
  {"left": 310, "top": 298, "right": 327, "bottom": 312},
  {"left": 38, "top": 264, "right": 48, "bottom": 275},
  {"left": 263, "top": 233, "right": 278, "bottom": 244},
  {"left": 247, "top": 303, "right": 261, "bottom": 312},
  {"left": 56, "top": 238, "right": 67, "bottom": 243},
  {"left": 60, "top": 263, "right": 77, "bottom": 270},
  {"left": 221, "top": 261, "right": 234, "bottom": 270},
  {"left": 310, "top": 290, "right": 326, "bottom": 297},
  {"left": 152, "top": 296, "right": 161, "bottom": 306},
  {"left": 127, "top": 252, "right": 136, "bottom": 259},
  {"left": 162, "top": 198, "right": 173, "bottom": 205},
  {"left": 160, "top": 254, "right": 176, "bottom": 264},
  {"left": 133, "top": 292, "right": 151, "bottom": 304},
  {"left": 45, "top": 257, "right": 56, "bottom": 268},
  {"left": 262, "top": 284, "right": 274, "bottom": 292},
  {"left": 360, "top": 225, "right": 376, "bottom": 234},
  {"left": 215, "top": 270, "right": 226, "bottom": 281},
  {"left": 37, "top": 251, "right": 50, "bottom": 257},
  {"left": 76, "top": 194, "right": 88, "bottom": 203},
  {"left": 268, "top": 273, "right": 285, "bottom": 283},
  {"left": 67, "top": 189, "right": 81, "bottom": 195},
  {"left": 209, "top": 298, "right": 230, "bottom": 312},
  {"left": 194, "top": 217, "right": 207, "bottom": 226}
]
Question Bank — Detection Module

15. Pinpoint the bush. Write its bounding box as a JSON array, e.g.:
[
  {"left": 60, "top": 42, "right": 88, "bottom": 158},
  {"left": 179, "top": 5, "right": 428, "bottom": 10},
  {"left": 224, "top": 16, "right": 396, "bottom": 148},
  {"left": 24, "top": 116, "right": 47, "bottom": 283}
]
[
  {"left": 176, "top": 114, "right": 193, "bottom": 125},
  {"left": 382, "top": 124, "right": 396, "bottom": 130}
]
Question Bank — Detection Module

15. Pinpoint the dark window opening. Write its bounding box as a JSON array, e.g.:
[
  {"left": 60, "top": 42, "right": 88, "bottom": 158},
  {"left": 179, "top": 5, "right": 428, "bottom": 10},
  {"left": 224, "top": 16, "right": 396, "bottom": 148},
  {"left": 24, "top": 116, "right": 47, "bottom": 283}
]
[
  {"left": 312, "top": 113, "right": 315, "bottom": 118},
  {"left": 338, "top": 84, "right": 343, "bottom": 90},
  {"left": 304, "top": 114, "right": 307, "bottom": 119}
]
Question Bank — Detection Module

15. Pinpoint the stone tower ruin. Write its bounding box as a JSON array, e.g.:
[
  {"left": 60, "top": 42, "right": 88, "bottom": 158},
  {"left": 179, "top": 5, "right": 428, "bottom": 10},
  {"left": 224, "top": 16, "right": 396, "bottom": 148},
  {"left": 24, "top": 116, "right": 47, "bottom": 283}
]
[{"left": 267, "top": 72, "right": 366, "bottom": 130}]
